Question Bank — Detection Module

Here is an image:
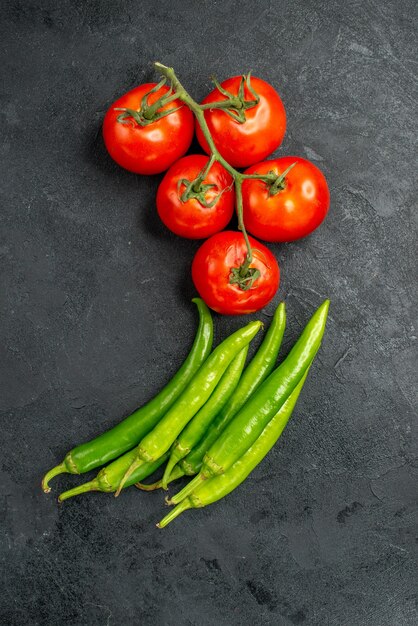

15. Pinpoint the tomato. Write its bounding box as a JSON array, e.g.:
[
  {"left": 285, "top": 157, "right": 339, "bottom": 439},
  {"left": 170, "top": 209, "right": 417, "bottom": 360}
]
[
  {"left": 242, "top": 157, "right": 330, "bottom": 242},
  {"left": 103, "top": 83, "right": 194, "bottom": 175},
  {"left": 192, "top": 231, "right": 280, "bottom": 315},
  {"left": 156, "top": 155, "right": 234, "bottom": 239},
  {"left": 196, "top": 76, "right": 286, "bottom": 168}
]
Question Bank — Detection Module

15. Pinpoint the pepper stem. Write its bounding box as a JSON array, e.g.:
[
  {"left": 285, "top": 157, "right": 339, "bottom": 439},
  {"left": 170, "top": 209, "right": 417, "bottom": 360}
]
[
  {"left": 157, "top": 498, "right": 192, "bottom": 529},
  {"left": 41, "top": 462, "right": 68, "bottom": 493},
  {"left": 166, "top": 471, "right": 206, "bottom": 506},
  {"left": 135, "top": 479, "right": 162, "bottom": 491},
  {"left": 136, "top": 463, "right": 186, "bottom": 491},
  {"left": 114, "top": 458, "right": 145, "bottom": 497},
  {"left": 58, "top": 479, "right": 100, "bottom": 502},
  {"left": 161, "top": 456, "right": 178, "bottom": 491}
]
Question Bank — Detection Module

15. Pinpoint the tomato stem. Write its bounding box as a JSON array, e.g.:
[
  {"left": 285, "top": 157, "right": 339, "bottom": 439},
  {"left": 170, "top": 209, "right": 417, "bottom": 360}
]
[
  {"left": 268, "top": 162, "right": 297, "bottom": 196},
  {"left": 230, "top": 179, "right": 261, "bottom": 289},
  {"left": 235, "top": 178, "right": 251, "bottom": 264},
  {"left": 241, "top": 173, "right": 277, "bottom": 182},
  {"left": 153, "top": 62, "right": 264, "bottom": 290},
  {"left": 191, "top": 154, "right": 217, "bottom": 193}
]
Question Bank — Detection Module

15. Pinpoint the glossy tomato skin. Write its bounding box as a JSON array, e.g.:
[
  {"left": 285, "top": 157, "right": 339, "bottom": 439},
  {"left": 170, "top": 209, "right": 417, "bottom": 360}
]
[
  {"left": 156, "top": 155, "right": 235, "bottom": 239},
  {"left": 242, "top": 157, "right": 330, "bottom": 242},
  {"left": 103, "top": 84, "right": 194, "bottom": 175},
  {"left": 192, "top": 231, "right": 280, "bottom": 315},
  {"left": 196, "top": 76, "right": 286, "bottom": 168}
]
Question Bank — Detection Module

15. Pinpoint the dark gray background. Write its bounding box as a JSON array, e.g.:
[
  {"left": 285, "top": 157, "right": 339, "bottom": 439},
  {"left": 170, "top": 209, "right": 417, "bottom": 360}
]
[{"left": 1, "top": 0, "right": 417, "bottom": 624}]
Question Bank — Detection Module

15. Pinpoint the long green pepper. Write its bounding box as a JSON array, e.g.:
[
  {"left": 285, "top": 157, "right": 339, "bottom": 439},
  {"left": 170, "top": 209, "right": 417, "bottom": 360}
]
[
  {"left": 169, "top": 300, "right": 329, "bottom": 506},
  {"left": 157, "top": 367, "right": 310, "bottom": 528},
  {"left": 42, "top": 298, "right": 213, "bottom": 492},
  {"left": 138, "top": 302, "right": 286, "bottom": 492},
  {"left": 115, "top": 320, "right": 263, "bottom": 496},
  {"left": 161, "top": 345, "right": 249, "bottom": 489}
]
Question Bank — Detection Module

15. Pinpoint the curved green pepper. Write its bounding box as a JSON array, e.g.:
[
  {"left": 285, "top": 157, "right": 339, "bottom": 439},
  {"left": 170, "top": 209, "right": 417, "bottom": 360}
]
[{"left": 42, "top": 298, "right": 213, "bottom": 492}]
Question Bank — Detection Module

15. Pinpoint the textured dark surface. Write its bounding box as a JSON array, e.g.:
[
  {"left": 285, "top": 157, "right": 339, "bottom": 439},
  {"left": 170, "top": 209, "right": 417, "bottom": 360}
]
[{"left": 1, "top": 0, "right": 417, "bottom": 624}]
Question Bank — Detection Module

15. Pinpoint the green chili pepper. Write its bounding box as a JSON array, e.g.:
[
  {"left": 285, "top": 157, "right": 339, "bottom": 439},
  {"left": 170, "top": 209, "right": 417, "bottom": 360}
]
[
  {"left": 139, "top": 302, "right": 286, "bottom": 492},
  {"left": 42, "top": 298, "right": 213, "bottom": 492},
  {"left": 161, "top": 345, "right": 249, "bottom": 489},
  {"left": 115, "top": 320, "right": 263, "bottom": 496},
  {"left": 58, "top": 449, "right": 170, "bottom": 502},
  {"left": 169, "top": 300, "right": 329, "bottom": 506},
  {"left": 157, "top": 367, "right": 310, "bottom": 528}
]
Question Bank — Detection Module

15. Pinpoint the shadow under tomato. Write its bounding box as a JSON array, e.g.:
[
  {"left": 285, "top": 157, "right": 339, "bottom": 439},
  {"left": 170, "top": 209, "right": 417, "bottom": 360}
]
[{"left": 84, "top": 118, "right": 117, "bottom": 175}]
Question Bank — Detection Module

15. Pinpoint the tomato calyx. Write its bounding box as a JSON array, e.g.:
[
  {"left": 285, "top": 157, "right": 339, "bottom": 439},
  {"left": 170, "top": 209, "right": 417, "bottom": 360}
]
[
  {"left": 266, "top": 162, "right": 297, "bottom": 196},
  {"left": 229, "top": 259, "right": 261, "bottom": 291},
  {"left": 176, "top": 155, "right": 233, "bottom": 209},
  {"left": 200, "top": 73, "right": 260, "bottom": 124},
  {"left": 177, "top": 177, "right": 234, "bottom": 209},
  {"left": 177, "top": 177, "right": 220, "bottom": 208},
  {"left": 115, "top": 78, "right": 183, "bottom": 127}
]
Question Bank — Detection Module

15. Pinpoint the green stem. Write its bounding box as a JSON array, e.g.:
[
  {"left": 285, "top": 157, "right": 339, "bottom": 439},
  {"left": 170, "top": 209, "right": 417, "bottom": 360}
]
[
  {"left": 41, "top": 462, "right": 68, "bottom": 493},
  {"left": 114, "top": 458, "right": 145, "bottom": 497},
  {"left": 199, "top": 74, "right": 259, "bottom": 123},
  {"left": 145, "top": 91, "right": 178, "bottom": 119},
  {"left": 153, "top": 62, "right": 263, "bottom": 289},
  {"left": 135, "top": 480, "right": 162, "bottom": 491},
  {"left": 58, "top": 479, "right": 99, "bottom": 502},
  {"left": 153, "top": 63, "right": 233, "bottom": 173},
  {"left": 200, "top": 100, "right": 240, "bottom": 111},
  {"left": 194, "top": 108, "right": 237, "bottom": 177},
  {"left": 135, "top": 463, "right": 186, "bottom": 491},
  {"left": 268, "top": 162, "right": 297, "bottom": 196},
  {"left": 157, "top": 498, "right": 192, "bottom": 529},
  {"left": 242, "top": 173, "right": 277, "bottom": 182},
  {"left": 117, "top": 78, "right": 183, "bottom": 126},
  {"left": 235, "top": 179, "right": 252, "bottom": 266},
  {"left": 167, "top": 471, "right": 208, "bottom": 506},
  {"left": 161, "top": 455, "right": 180, "bottom": 491},
  {"left": 191, "top": 154, "right": 216, "bottom": 193}
]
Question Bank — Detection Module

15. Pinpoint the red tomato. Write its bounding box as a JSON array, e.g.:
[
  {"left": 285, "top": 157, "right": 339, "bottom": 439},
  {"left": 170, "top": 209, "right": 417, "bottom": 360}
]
[
  {"left": 192, "top": 231, "right": 280, "bottom": 315},
  {"left": 242, "top": 157, "right": 330, "bottom": 242},
  {"left": 103, "top": 83, "right": 194, "bottom": 175},
  {"left": 196, "top": 76, "right": 286, "bottom": 168},
  {"left": 156, "top": 155, "right": 235, "bottom": 239}
]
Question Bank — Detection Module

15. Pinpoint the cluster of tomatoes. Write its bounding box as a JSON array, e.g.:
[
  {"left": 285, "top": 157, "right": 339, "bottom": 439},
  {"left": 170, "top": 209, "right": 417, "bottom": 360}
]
[{"left": 103, "top": 70, "right": 330, "bottom": 315}]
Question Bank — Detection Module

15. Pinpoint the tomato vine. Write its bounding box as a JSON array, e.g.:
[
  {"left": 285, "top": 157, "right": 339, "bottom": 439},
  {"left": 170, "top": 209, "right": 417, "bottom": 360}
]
[{"left": 152, "top": 62, "right": 291, "bottom": 291}]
